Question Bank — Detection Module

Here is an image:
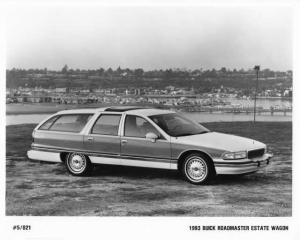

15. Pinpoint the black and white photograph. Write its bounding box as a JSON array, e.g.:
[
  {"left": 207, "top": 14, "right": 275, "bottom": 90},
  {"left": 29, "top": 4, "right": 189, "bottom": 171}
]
[{"left": 1, "top": 0, "right": 299, "bottom": 239}]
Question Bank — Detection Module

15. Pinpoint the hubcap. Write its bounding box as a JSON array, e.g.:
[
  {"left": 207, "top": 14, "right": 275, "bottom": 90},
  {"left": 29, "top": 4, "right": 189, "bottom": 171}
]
[
  {"left": 186, "top": 157, "right": 207, "bottom": 181},
  {"left": 68, "top": 154, "right": 86, "bottom": 173}
]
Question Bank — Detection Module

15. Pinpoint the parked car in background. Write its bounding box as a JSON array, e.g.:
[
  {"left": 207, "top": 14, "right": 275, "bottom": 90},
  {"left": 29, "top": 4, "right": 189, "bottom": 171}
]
[{"left": 27, "top": 106, "right": 273, "bottom": 184}]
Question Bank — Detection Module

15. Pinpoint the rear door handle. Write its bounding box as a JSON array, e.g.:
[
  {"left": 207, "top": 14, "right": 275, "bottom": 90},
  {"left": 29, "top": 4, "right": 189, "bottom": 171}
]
[{"left": 121, "top": 139, "right": 127, "bottom": 145}]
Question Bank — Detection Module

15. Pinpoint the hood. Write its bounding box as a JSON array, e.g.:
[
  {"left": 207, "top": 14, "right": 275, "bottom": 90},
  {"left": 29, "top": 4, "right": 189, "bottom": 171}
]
[{"left": 173, "top": 132, "right": 265, "bottom": 152}]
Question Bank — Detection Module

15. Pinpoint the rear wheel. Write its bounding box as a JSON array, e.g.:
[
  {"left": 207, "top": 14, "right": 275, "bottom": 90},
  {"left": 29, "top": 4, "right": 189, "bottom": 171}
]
[
  {"left": 65, "top": 152, "right": 93, "bottom": 176},
  {"left": 181, "top": 153, "right": 215, "bottom": 184}
]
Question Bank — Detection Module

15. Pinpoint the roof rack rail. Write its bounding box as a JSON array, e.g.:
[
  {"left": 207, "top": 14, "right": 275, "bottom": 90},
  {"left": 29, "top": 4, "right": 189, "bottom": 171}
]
[{"left": 104, "top": 106, "right": 146, "bottom": 112}]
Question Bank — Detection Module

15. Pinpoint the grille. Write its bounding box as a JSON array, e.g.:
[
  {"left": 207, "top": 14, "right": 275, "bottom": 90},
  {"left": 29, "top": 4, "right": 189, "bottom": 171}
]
[{"left": 248, "top": 148, "right": 265, "bottom": 159}]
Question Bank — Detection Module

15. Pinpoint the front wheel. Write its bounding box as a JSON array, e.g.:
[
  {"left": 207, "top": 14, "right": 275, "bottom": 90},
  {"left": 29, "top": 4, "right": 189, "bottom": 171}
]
[
  {"left": 65, "top": 153, "right": 93, "bottom": 176},
  {"left": 181, "top": 153, "right": 215, "bottom": 184}
]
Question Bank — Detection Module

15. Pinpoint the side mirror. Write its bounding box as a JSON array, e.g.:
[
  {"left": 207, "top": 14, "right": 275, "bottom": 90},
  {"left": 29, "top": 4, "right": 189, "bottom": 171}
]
[{"left": 146, "top": 132, "right": 159, "bottom": 143}]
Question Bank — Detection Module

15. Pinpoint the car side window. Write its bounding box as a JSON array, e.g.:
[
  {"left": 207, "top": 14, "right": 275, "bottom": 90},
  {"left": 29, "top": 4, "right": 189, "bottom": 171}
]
[
  {"left": 47, "top": 114, "right": 92, "bottom": 133},
  {"left": 91, "top": 114, "right": 121, "bottom": 136},
  {"left": 39, "top": 116, "right": 59, "bottom": 130},
  {"left": 124, "top": 115, "right": 160, "bottom": 138}
]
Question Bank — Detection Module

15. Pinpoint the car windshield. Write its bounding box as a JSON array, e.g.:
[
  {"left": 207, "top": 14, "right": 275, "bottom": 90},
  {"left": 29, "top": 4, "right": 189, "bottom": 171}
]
[{"left": 149, "top": 113, "right": 210, "bottom": 137}]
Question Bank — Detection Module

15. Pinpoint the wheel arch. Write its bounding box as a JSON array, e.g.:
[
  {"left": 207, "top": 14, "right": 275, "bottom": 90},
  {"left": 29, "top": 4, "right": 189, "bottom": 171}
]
[
  {"left": 60, "top": 152, "right": 92, "bottom": 163},
  {"left": 177, "top": 150, "right": 216, "bottom": 174},
  {"left": 60, "top": 152, "right": 69, "bottom": 163}
]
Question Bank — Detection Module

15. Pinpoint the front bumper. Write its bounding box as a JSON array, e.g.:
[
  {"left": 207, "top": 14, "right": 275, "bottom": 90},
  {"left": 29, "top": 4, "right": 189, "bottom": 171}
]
[{"left": 214, "top": 153, "right": 273, "bottom": 175}]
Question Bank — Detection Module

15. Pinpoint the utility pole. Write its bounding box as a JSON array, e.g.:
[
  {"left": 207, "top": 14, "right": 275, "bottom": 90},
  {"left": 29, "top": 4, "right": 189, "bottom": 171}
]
[{"left": 253, "top": 65, "right": 260, "bottom": 122}]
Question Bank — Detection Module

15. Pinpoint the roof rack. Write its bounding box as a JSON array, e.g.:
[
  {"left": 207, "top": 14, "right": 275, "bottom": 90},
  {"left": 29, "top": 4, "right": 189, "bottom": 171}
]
[{"left": 104, "top": 106, "right": 146, "bottom": 112}]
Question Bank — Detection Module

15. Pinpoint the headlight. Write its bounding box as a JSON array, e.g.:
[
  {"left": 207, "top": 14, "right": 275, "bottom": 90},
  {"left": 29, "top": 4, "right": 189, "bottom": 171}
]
[
  {"left": 222, "top": 152, "right": 235, "bottom": 159},
  {"left": 223, "top": 151, "right": 247, "bottom": 160}
]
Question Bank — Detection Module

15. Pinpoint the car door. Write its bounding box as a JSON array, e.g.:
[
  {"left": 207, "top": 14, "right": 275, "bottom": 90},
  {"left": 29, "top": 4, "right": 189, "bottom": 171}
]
[
  {"left": 83, "top": 113, "right": 122, "bottom": 164},
  {"left": 120, "top": 114, "right": 171, "bottom": 169}
]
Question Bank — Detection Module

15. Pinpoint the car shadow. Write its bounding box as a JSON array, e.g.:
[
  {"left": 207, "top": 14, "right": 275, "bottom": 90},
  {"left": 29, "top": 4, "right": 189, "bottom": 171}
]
[
  {"left": 35, "top": 160, "right": 270, "bottom": 186},
  {"left": 91, "top": 164, "right": 262, "bottom": 185},
  {"left": 91, "top": 164, "right": 181, "bottom": 181},
  {"left": 212, "top": 174, "right": 263, "bottom": 185}
]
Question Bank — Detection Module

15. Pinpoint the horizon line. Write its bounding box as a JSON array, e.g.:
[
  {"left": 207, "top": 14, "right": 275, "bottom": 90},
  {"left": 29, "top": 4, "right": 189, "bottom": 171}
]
[{"left": 6, "top": 66, "right": 293, "bottom": 72}]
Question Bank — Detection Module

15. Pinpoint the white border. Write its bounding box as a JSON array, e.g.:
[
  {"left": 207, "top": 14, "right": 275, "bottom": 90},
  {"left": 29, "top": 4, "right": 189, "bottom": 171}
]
[{"left": 1, "top": 0, "right": 299, "bottom": 240}]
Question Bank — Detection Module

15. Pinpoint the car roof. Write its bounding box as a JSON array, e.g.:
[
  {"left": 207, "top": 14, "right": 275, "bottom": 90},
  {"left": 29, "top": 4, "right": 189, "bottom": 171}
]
[
  {"left": 125, "top": 108, "right": 174, "bottom": 116},
  {"left": 56, "top": 106, "right": 174, "bottom": 116},
  {"left": 104, "top": 106, "right": 145, "bottom": 112},
  {"left": 55, "top": 108, "right": 103, "bottom": 114}
]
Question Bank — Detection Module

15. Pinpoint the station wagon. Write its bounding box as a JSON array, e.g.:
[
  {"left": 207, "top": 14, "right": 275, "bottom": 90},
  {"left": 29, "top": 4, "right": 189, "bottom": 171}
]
[{"left": 27, "top": 106, "right": 273, "bottom": 184}]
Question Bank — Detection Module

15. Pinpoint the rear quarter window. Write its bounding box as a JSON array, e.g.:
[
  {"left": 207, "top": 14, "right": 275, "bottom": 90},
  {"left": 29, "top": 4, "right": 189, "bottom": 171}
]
[
  {"left": 39, "top": 114, "right": 92, "bottom": 133},
  {"left": 39, "top": 116, "right": 59, "bottom": 130}
]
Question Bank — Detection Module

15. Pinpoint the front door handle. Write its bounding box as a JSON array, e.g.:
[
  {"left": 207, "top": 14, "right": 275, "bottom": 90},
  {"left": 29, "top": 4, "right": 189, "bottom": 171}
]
[
  {"left": 87, "top": 137, "right": 94, "bottom": 141},
  {"left": 121, "top": 139, "right": 127, "bottom": 145}
]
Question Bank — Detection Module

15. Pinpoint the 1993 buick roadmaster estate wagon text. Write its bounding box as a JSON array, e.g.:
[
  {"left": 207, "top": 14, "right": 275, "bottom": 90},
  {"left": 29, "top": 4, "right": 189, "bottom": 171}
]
[{"left": 27, "top": 106, "right": 273, "bottom": 184}]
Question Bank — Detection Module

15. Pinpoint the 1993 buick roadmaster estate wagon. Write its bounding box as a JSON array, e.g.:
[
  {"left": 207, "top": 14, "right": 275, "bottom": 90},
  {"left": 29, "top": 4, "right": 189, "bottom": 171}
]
[{"left": 27, "top": 106, "right": 273, "bottom": 184}]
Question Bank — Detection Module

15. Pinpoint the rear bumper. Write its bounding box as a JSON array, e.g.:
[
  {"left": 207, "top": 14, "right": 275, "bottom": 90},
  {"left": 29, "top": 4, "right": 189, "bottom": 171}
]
[
  {"left": 27, "top": 149, "right": 61, "bottom": 163},
  {"left": 214, "top": 153, "right": 273, "bottom": 175}
]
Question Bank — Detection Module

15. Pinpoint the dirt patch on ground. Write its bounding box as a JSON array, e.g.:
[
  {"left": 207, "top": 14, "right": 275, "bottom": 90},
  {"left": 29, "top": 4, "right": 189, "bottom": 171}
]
[{"left": 6, "top": 122, "right": 292, "bottom": 216}]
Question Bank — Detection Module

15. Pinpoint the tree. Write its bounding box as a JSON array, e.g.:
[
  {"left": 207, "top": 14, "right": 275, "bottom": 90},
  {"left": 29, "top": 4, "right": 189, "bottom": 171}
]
[
  {"left": 116, "top": 66, "right": 122, "bottom": 74},
  {"left": 62, "top": 64, "right": 69, "bottom": 74},
  {"left": 134, "top": 68, "right": 144, "bottom": 78},
  {"left": 220, "top": 67, "right": 227, "bottom": 73},
  {"left": 164, "top": 69, "right": 173, "bottom": 80},
  {"left": 106, "top": 68, "right": 113, "bottom": 75}
]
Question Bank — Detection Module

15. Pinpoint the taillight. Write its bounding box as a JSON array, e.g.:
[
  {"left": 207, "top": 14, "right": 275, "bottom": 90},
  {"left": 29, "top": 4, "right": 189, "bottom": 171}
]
[{"left": 32, "top": 130, "right": 35, "bottom": 143}]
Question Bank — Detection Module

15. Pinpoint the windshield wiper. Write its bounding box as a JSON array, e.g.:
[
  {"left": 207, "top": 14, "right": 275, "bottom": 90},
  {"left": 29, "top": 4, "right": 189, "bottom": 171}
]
[
  {"left": 198, "top": 130, "right": 210, "bottom": 134},
  {"left": 176, "top": 131, "right": 210, "bottom": 137},
  {"left": 175, "top": 133, "right": 193, "bottom": 137}
]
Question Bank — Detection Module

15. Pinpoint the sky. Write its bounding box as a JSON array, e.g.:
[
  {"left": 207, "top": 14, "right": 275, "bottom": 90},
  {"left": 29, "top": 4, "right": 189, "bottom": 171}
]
[{"left": 5, "top": 5, "right": 293, "bottom": 71}]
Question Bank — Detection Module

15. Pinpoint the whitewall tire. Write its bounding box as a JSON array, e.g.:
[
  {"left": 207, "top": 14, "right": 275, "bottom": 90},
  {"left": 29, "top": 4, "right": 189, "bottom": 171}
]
[
  {"left": 65, "top": 153, "right": 93, "bottom": 176},
  {"left": 182, "top": 153, "right": 215, "bottom": 184}
]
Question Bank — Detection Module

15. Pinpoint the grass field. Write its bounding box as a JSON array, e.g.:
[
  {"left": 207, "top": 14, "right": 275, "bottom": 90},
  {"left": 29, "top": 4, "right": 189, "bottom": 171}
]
[{"left": 6, "top": 122, "right": 292, "bottom": 216}]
